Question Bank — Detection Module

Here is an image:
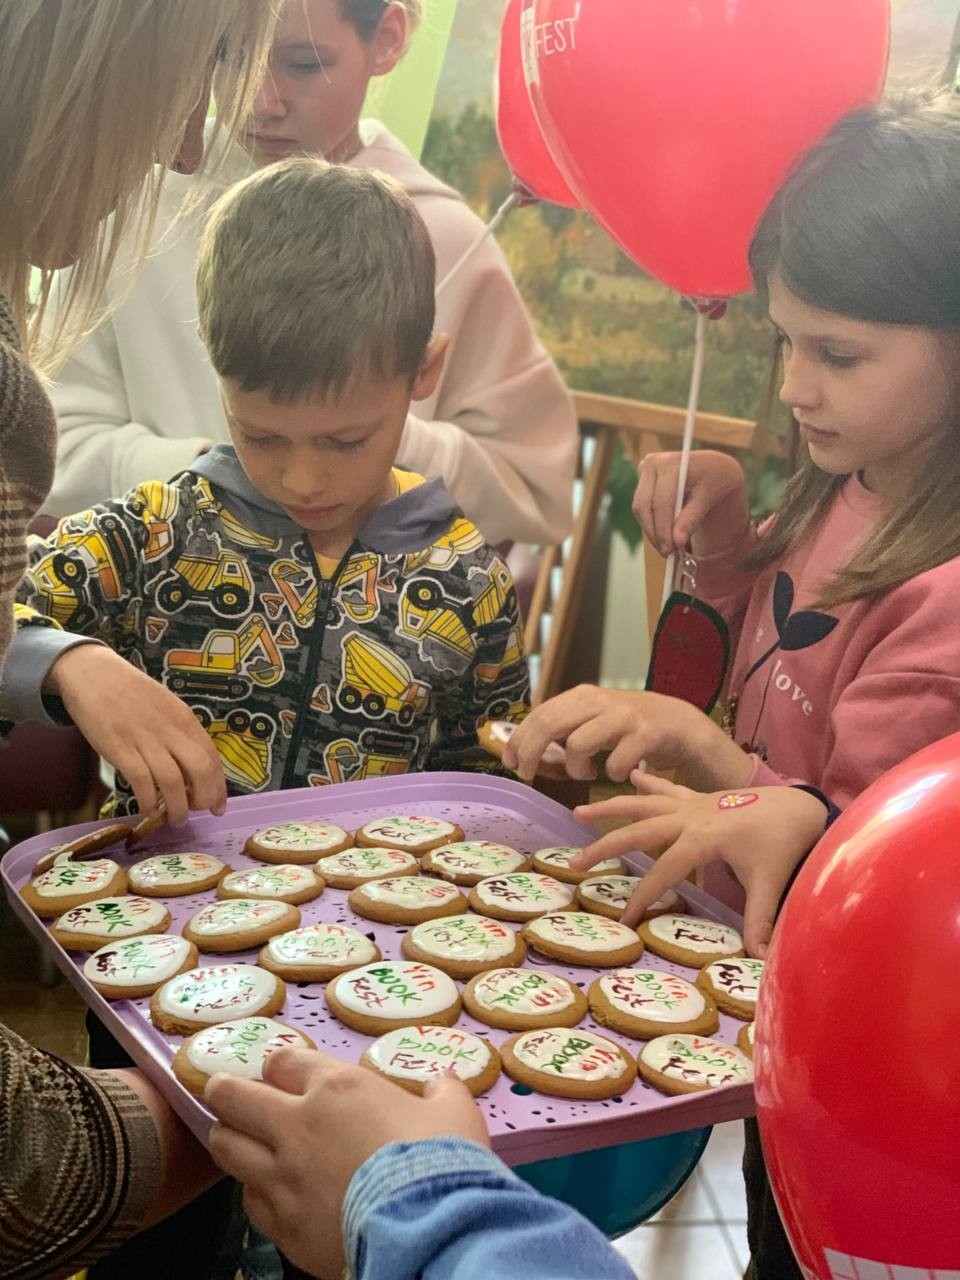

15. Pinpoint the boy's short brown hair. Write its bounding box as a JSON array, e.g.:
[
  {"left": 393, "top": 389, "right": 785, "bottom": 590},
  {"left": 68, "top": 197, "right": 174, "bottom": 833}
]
[{"left": 196, "top": 158, "right": 436, "bottom": 400}]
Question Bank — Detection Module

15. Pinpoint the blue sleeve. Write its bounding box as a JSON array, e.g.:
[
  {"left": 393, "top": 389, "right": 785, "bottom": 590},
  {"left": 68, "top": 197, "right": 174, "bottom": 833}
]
[{"left": 343, "top": 1138, "right": 636, "bottom": 1280}]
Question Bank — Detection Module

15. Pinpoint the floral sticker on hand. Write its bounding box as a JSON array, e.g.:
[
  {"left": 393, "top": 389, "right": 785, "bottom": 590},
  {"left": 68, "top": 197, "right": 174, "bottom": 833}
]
[{"left": 717, "top": 792, "right": 759, "bottom": 810}]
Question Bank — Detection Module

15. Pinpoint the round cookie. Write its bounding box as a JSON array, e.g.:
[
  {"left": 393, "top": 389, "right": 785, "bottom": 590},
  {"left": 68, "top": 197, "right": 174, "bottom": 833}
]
[
  {"left": 468, "top": 873, "right": 574, "bottom": 922},
  {"left": 530, "top": 846, "right": 627, "bottom": 884},
  {"left": 22, "top": 859, "right": 128, "bottom": 918},
  {"left": 696, "top": 957, "right": 764, "bottom": 1020},
  {"left": 738, "top": 1021, "right": 755, "bottom": 1060},
  {"left": 361, "top": 1025, "right": 501, "bottom": 1096},
  {"left": 151, "top": 963, "right": 285, "bottom": 1035},
  {"left": 577, "top": 877, "right": 687, "bottom": 922},
  {"left": 50, "top": 896, "right": 172, "bottom": 951},
  {"left": 353, "top": 815, "right": 464, "bottom": 854},
  {"left": 638, "top": 914, "right": 745, "bottom": 969},
  {"left": 638, "top": 1033, "right": 754, "bottom": 1095},
  {"left": 501, "top": 1027, "right": 637, "bottom": 1100},
  {"left": 588, "top": 968, "right": 719, "bottom": 1040},
  {"left": 401, "top": 914, "right": 525, "bottom": 979},
  {"left": 83, "top": 935, "right": 199, "bottom": 1000},
  {"left": 463, "top": 967, "right": 587, "bottom": 1031},
  {"left": 259, "top": 924, "right": 381, "bottom": 982},
  {"left": 244, "top": 821, "right": 352, "bottom": 865},
  {"left": 127, "top": 853, "right": 226, "bottom": 897},
  {"left": 421, "top": 841, "right": 529, "bottom": 885},
  {"left": 217, "top": 864, "right": 324, "bottom": 906},
  {"left": 172, "top": 1017, "right": 315, "bottom": 1096},
  {"left": 522, "top": 912, "right": 644, "bottom": 967},
  {"left": 326, "top": 960, "right": 461, "bottom": 1035},
  {"left": 348, "top": 876, "right": 466, "bottom": 925},
  {"left": 315, "top": 845, "right": 419, "bottom": 889},
  {"left": 182, "top": 899, "right": 301, "bottom": 953}
]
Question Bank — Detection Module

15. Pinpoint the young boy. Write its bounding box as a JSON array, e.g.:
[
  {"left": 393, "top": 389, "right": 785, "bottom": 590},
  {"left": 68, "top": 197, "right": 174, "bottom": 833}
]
[{"left": 11, "top": 160, "right": 530, "bottom": 813}]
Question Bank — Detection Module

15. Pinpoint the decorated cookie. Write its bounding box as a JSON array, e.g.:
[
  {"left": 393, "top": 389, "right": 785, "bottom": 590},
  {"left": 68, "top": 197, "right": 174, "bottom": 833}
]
[
  {"left": 361, "top": 1025, "right": 501, "bottom": 1096},
  {"left": 638, "top": 1033, "right": 755, "bottom": 1095},
  {"left": 347, "top": 876, "right": 467, "bottom": 925},
  {"left": 50, "top": 896, "right": 172, "bottom": 952},
  {"left": 530, "top": 846, "right": 627, "bottom": 884},
  {"left": 182, "top": 899, "right": 301, "bottom": 953},
  {"left": 326, "top": 961, "right": 461, "bottom": 1035},
  {"left": 401, "top": 914, "right": 526, "bottom": 980},
  {"left": 315, "top": 845, "right": 419, "bottom": 889},
  {"left": 638, "top": 914, "right": 745, "bottom": 969},
  {"left": 577, "top": 877, "right": 687, "bottom": 922},
  {"left": 522, "top": 912, "right": 644, "bottom": 967},
  {"left": 127, "top": 853, "right": 226, "bottom": 897},
  {"left": 22, "top": 859, "right": 128, "bottom": 918},
  {"left": 217, "top": 864, "right": 324, "bottom": 906},
  {"left": 462, "top": 967, "right": 587, "bottom": 1031},
  {"left": 259, "top": 924, "right": 381, "bottom": 982},
  {"left": 588, "top": 968, "right": 719, "bottom": 1040},
  {"left": 150, "top": 963, "right": 285, "bottom": 1035},
  {"left": 478, "top": 719, "right": 568, "bottom": 780},
  {"left": 737, "top": 1021, "right": 755, "bottom": 1060},
  {"left": 468, "top": 873, "right": 574, "bottom": 922},
  {"left": 172, "top": 1017, "right": 315, "bottom": 1096},
  {"left": 244, "top": 821, "right": 352, "bottom": 864},
  {"left": 501, "top": 1027, "right": 637, "bottom": 1100},
  {"left": 696, "top": 957, "right": 764, "bottom": 1020},
  {"left": 421, "top": 841, "right": 529, "bottom": 885},
  {"left": 83, "top": 935, "right": 198, "bottom": 1000},
  {"left": 353, "top": 815, "right": 464, "bottom": 854}
]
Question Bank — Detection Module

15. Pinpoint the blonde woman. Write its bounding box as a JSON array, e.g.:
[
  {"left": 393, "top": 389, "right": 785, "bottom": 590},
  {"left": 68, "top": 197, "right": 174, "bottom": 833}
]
[{"left": 0, "top": 3, "right": 275, "bottom": 1276}]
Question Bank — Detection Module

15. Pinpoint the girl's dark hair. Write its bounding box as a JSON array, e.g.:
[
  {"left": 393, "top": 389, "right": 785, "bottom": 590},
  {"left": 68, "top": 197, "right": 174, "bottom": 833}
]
[{"left": 340, "top": 0, "right": 422, "bottom": 41}]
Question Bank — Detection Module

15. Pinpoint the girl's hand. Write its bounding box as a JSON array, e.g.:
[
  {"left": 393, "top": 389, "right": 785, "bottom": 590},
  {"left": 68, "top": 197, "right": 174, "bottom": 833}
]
[
  {"left": 633, "top": 449, "right": 749, "bottom": 558},
  {"left": 574, "top": 774, "right": 830, "bottom": 956}
]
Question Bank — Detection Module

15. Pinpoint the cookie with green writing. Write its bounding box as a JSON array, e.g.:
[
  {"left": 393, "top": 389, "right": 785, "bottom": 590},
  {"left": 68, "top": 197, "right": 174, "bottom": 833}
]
[
  {"left": 401, "top": 914, "right": 526, "bottom": 980},
  {"left": 151, "top": 963, "right": 286, "bottom": 1035},
  {"left": 348, "top": 876, "right": 467, "bottom": 926},
  {"left": 354, "top": 815, "right": 464, "bottom": 855},
  {"left": 216, "top": 864, "right": 324, "bottom": 906},
  {"left": 637, "top": 1033, "right": 754, "bottom": 1096},
  {"left": 259, "top": 924, "right": 381, "bottom": 982},
  {"left": 530, "top": 846, "right": 627, "bottom": 884},
  {"left": 468, "top": 873, "right": 574, "bottom": 922},
  {"left": 83, "top": 935, "right": 199, "bottom": 1000},
  {"left": 421, "top": 841, "right": 529, "bottom": 886},
  {"left": 522, "top": 912, "right": 644, "bottom": 968},
  {"left": 172, "top": 1017, "right": 315, "bottom": 1096},
  {"left": 576, "top": 877, "right": 686, "bottom": 922},
  {"left": 50, "top": 896, "right": 172, "bottom": 951},
  {"left": 314, "top": 845, "right": 419, "bottom": 889},
  {"left": 22, "top": 858, "right": 128, "bottom": 918},
  {"left": 588, "top": 968, "right": 719, "bottom": 1040},
  {"left": 462, "top": 966, "right": 587, "bottom": 1031},
  {"left": 182, "top": 899, "right": 301, "bottom": 954},
  {"left": 501, "top": 1027, "right": 637, "bottom": 1100},
  {"left": 696, "top": 957, "right": 764, "bottom": 1020},
  {"left": 361, "top": 1025, "right": 501, "bottom": 1096},
  {"left": 638, "top": 914, "right": 744, "bottom": 969},
  {"left": 127, "top": 853, "right": 226, "bottom": 897},
  {"left": 244, "top": 821, "right": 352, "bottom": 865},
  {"left": 325, "top": 960, "right": 461, "bottom": 1035}
]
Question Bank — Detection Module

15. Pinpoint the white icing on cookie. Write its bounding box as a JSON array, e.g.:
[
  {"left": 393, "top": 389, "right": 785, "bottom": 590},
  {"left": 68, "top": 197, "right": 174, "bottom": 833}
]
[
  {"left": 220, "top": 865, "right": 319, "bottom": 897},
  {"left": 647, "top": 915, "right": 743, "bottom": 955},
  {"left": 428, "top": 842, "right": 526, "bottom": 877},
  {"left": 472, "top": 874, "right": 573, "bottom": 913},
  {"left": 187, "top": 899, "right": 291, "bottom": 937},
  {"left": 31, "top": 859, "right": 120, "bottom": 897},
  {"left": 357, "top": 816, "right": 457, "bottom": 846},
  {"left": 408, "top": 915, "right": 518, "bottom": 962},
  {"left": 368, "top": 1025, "right": 490, "bottom": 1083},
  {"left": 580, "top": 878, "right": 683, "bottom": 913},
  {"left": 535, "top": 847, "right": 622, "bottom": 875},
  {"left": 526, "top": 912, "right": 639, "bottom": 952},
  {"left": 359, "top": 877, "right": 461, "bottom": 908},
  {"left": 316, "top": 847, "right": 417, "bottom": 879},
  {"left": 128, "top": 854, "right": 224, "bottom": 891},
  {"left": 701, "top": 958, "right": 764, "bottom": 1002},
  {"left": 512, "top": 1028, "right": 628, "bottom": 1081},
  {"left": 83, "top": 935, "right": 192, "bottom": 987},
  {"left": 332, "top": 961, "right": 458, "bottom": 1019},
  {"left": 746, "top": 1023, "right": 755, "bottom": 1045},
  {"left": 157, "top": 964, "right": 278, "bottom": 1021},
  {"left": 598, "top": 969, "right": 705, "bottom": 1021},
  {"left": 56, "top": 896, "right": 167, "bottom": 936},
  {"left": 265, "top": 924, "right": 378, "bottom": 968},
  {"left": 640, "top": 1034, "right": 754, "bottom": 1087},
  {"left": 251, "top": 821, "right": 349, "bottom": 853},
  {"left": 472, "top": 968, "right": 577, "bottom": 1016},
  {"left": 185, "top": 1018, "right": 308, "bottom": 1079}
]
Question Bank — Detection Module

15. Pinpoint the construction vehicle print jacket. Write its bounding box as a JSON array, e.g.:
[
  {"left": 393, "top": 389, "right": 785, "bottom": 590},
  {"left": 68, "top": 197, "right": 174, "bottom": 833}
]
[{"left": 10, "top": 446, "right": 530, "bottom": 812}]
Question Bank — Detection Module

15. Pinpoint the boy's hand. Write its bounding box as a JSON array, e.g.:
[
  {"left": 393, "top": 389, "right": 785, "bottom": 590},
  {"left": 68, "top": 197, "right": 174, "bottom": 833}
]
[
  {"left": 45, "top": 645, "right": 226, "bottom": 824},
  {"left": 574, "top": 775, "right": 830, "bottom": 956},
  {"left": 207, "top": 1049, "right": 491, "bottom": 1279},
  {"left": 633, "top": 449, "right": 748, "bottom": 558}
]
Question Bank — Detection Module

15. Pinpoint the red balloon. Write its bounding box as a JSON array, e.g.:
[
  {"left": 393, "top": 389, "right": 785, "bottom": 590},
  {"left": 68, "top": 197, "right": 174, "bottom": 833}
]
[
  {"left": 757, "top": 733, "right": 960, "bottom": 1276},
  {"left": 525, "top": 0, "right": 889, "bottom": 297},
  {"left": 496, "top": 0, "right": 579, "bottom": 208}
]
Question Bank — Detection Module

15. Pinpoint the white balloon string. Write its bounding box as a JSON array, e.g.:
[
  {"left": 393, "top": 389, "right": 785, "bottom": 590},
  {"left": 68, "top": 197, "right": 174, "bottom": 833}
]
[
  {"left": 436, "top": 190, "right": 521, "bottom": 297},
  {"left": 660, "top": 307, "right": 709, "bottom": 611}
]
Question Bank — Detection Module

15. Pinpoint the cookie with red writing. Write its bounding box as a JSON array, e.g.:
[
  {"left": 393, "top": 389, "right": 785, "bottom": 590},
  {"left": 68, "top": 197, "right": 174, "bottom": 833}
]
[
  {"left": 259, "top": 924, "right": 381, "bottom": 982},
  {"left": 462, "top": 967, "right": 587, "bottom": 1031},
  {"left": 737, "top": 1021, "right": 755, "bottom": 1060},
  {"left": 577, "top": 877, "right": 687, "bottom": 922},
  {"left": 353, "top": 815, "right": 464, "bottom": 855},
  {"left": 83, "top": 935, "right": 199, "bottom": 1000},
  {"left": 151, "top": 963, "right": 286, "bottom": 1035},
  {"left": 638, "top": 914, "right": 744, "bottom": 969},
  {"left": 522, "top": 912, "right": 644, "bottom": 967},
  {"left": 216, "top": 864, "right": 324, "bottom": 906},
  {"left": 325, "top": 960, "right": 461, "bottom": 1035},
  {"left": 244, "top": 821, "right": 352, "bottom": 865},
  {"left": 360, "top": 1024, "right": 501, "bottom": 1096},
  {"left": 588, "top": 968, "right": 719, "bottom": 1040},
  {"left": 348, "top": 876, "right": 467, "bottom": 925},
  {"left": 421, "top": 841, "right": 529, "bottom": 885},
  {"left": 501, "top": 1027, "right": 637, "bottom": 1100},
  {"left": 50, "top": 896, "right": 172, "bottom": 951},
  {"left": 182, "top": 899, "right": 301, "bottom": 954},
  {"left": 468, "top": 873, "right": 574, "bottom": 922},
  {"left": 22, "top": 859, "right": 128, "bottom": 918},
  {"left": 127, "top": 853, "right": 226, "bottom": 897},
  {"left": 315, "top": 846, "right": 419, "bottom": 889},
  {"left": 172, "top": 1017, "right": 316, "bottom": 1097},
  {"left": 637, "top": 1033, "right": 754, "bottom": 1095},
  {"left": 530, "top": 846, "right": 627, "bottom": 884},
  {"left": 401, "top": 914, "right": 526, "bottom": 980},
  {"left": 696, "top": 957, "right": 764, "bottom": 1020}
]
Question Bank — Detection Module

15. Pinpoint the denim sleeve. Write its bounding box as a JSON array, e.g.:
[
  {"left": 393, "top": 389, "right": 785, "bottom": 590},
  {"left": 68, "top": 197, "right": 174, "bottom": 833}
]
[{"left": 343, "top": 1138, "right": 636, "bottom": 1280}]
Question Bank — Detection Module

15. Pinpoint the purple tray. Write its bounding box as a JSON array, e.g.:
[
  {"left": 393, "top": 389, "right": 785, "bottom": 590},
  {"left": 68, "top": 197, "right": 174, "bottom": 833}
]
[{"left": 2, "top": 773, "right": 754, "bottom": 1166}]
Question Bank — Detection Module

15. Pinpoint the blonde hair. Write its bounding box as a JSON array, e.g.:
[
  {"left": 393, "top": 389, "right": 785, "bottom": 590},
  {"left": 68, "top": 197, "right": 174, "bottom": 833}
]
[
  {"left": 0, "top": 0, "right": 277, "bottom": 373},
  {"left": 197, "top": 159, "right": 435, "bottom": 400}
]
